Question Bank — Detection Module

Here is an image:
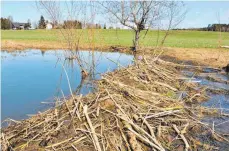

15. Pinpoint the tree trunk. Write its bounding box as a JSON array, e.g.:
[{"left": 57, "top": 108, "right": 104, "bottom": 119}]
[{"left": 133, "top": 30, "right": 140, "bottom": 52}]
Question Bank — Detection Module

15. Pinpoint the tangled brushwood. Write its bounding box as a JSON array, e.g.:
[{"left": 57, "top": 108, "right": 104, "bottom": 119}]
[{"left": 1, "top": 56, "right": 229, "bottom": 151}]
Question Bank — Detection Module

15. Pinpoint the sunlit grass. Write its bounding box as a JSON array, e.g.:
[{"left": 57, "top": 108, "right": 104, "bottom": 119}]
[{"left": 1, "top": 29, "right": 229, "bottom": 48}]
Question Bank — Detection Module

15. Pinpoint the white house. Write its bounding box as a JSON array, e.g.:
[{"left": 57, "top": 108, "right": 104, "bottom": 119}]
[{"left": 46, "top": 23, "right": 53, "bottom": 30}]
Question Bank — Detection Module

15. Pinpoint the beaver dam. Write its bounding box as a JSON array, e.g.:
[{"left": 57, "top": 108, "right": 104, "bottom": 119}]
[{"left": 1, "top": 55, "right": 229, "bottom": 151}]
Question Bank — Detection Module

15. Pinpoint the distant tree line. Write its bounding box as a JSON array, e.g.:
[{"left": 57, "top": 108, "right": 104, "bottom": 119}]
[
  {"left": 173, "top": 24, "right": 229, "bottom": 32},
  {"left": 63, "top": 20, "right": 82, "bottom": 29},
  {"left": 37, "top": 15, "right": 104, "bottom": 29},
  {"left": 24, "top": 19, "right": 31, "bottom": 29},
  {"left": 1, "top": 14, "right": 110, "bottom": 30},
  {"left": 205, "top": 24, "right": 229, "bottom": 32},
  {"left": 38, "top": 15, "right": 46, "bottom": 29},
  {"left": 1, "top": 18, "right": 11, "bottom": 29},
  {"left": 1, "top": 17, "right": 31, "bottom": 29}
]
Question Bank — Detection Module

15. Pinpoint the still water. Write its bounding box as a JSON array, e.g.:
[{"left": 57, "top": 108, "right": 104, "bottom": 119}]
[
  {"left": 1, "top": 49, "right": 133, "bottom": 121},
  {"left": 182, "top": 67, "right": 229, "bottom": 135}
]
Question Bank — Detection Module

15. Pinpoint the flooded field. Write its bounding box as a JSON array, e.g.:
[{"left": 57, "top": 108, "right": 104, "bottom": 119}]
[{"left": 1, "top": 49, "right": 133, "bottom": 121}]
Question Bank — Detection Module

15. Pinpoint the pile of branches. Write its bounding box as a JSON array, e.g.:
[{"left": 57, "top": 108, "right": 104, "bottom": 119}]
[{"left": 1, "top": 56, "right": 229, "bottom": 151}]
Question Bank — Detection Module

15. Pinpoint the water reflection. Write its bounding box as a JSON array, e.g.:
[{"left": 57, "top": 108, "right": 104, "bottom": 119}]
[{"left": 1, "top": 49, "right": 133, "bottom": 121}]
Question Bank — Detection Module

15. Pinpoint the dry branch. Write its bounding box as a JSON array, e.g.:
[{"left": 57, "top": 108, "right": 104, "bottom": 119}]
[{"left": 83, "top": 105, "right": 102, "bottom": 151}]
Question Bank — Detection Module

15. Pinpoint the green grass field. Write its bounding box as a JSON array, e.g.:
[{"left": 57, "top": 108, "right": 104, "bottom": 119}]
[{"left": 1, "top": 29, "right": 229, "bottom": 48}]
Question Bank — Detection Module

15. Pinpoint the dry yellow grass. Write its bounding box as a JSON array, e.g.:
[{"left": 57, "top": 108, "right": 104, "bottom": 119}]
[
  {"left": 163, "top": 47, "right": 229, "bottom": 67},
  {"left": 1, "top": 40, "right": 65, "bottom": 50},
  {"left": 1, "top": 40, "right": 108, "bottom": 51}
]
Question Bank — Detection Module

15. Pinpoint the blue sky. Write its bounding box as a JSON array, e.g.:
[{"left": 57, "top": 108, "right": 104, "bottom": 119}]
[
  {"left": 180, "top": 1, "right": 229, "bottom": 28},
  {"left": 1, "top": 1, "right": 229, "bottom": 28}
]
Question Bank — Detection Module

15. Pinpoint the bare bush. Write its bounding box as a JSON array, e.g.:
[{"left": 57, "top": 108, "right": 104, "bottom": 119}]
[{"left": 36, "top": 1, "right": 90, "bottom": 74}]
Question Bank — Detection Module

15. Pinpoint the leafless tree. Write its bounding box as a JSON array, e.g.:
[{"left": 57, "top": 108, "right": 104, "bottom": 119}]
[
  {"left": 159, "top": 1, "right": 187, "bottom": 47},
  {"left": 36, "top": 1, "right": 105, "bottom": 86},
  {"left": 98, "top": 1, "right": 162, "bottom": 52},
  {"left": 216, "top": 11, "right": 222, "bottom": 47},
  {"left": 8, "top": 16, "right": 13, "bottom": 29}
]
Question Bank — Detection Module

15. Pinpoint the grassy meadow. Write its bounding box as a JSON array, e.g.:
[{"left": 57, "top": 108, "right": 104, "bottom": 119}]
[{"left": 1, "top": 29, "right": 229, "bottom": 48}]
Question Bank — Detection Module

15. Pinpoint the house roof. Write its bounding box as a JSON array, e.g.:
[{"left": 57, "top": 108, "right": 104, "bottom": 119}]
[{"left": 12, "top": 22, "right": 27, "bottom": 28}]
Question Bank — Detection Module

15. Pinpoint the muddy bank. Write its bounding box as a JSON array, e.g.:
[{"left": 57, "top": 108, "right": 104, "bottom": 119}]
[{"left": 1, "top": 55, "right": 229, "bottom": 151}]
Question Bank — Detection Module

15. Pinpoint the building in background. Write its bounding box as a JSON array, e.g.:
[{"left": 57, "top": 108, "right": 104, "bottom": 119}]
[
  {"left": 46, "top": 23, "right": 53, "bottom": 30},
  {"left": 11, "top": 22, "right": 26, "bottom": 30}
]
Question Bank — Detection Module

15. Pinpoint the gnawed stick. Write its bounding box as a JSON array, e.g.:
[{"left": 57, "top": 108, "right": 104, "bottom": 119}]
[
  {"left": 127, "top": 131, "right": 143, "bottom": 151},
  {"left": 154, "top": 81, "right": 177, "bottom": 91},
  {"left": 1, "top": 133, "right": 10, "bottom": 151},
  {"left": 116, "top": 118, "right": 132, "bottom": 151},
  {"left": 123, "top": 121, "right": 164, "bottom": 151},
  {"left": 45, "top": 136, "right": 87, "bottom": 149},
  {"left": 83, "top": 105, "right": 102, "bottom": 151},
  {"left": 144, "top": 110, "right": 180, "bottom": 119},
  {"left": 71, "top": 144, "right": 78, "bottom": 151},
  {"left": 61, "top": 90, "right": 73, "bottom": 118},
  {"left": 118, "top": 113, "right": 165, "bottom": 151},
  {"left": 172, "top": 124, "right": 190, "bottom": 151},
  {"left": 101, "top": 108, "right": 164, "bottom": 151},
  {"left": 122, "top": 120, "right": 142, "bottom": 151},
  {"left": 140, "top": 117, "right": 164, "bottom": 150}
]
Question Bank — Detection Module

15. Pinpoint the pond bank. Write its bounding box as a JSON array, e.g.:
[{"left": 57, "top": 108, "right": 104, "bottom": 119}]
[
  {"left": 2, "top": 55, "right": 228, "bottom": 151},
  {"left": 1, "top": 40, "right": 131, "bottom": 53},
  {"left": 2, "top": 40, "right": 228, "bottom": 68}
]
